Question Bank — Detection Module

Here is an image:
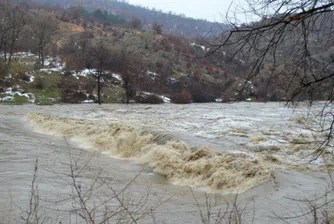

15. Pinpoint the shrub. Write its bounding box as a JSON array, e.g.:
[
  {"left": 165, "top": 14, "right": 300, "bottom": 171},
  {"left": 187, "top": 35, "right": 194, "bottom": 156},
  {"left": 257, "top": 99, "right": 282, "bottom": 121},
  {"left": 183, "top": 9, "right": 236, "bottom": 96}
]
[
  {"left": 61, "top": 89, "right": 87, "bottom": 103},
  {"left": 170, "top": 89, "right": 192, "bottom": 104},
  {"left": 83, "top": 82, "right": 96, "bottom": 94},
  {"left": 152, "top": 22, "right": 163, "bottom": 35},
  {"left": 130, "top": 17, "right": 142, "bottom": 29},
  {"left": 63, "top": 71, "right": 72, "bottom": 77},
  {"left": 135, "top": 94, "right": 164, "bottom": 104},
  {"left": 17, "top": 72, "right": 31, "bottom": 82},
  {"left": 13, "top": 94, "right": 28, "bottom": 104},
  {"left": 35, "top": 78, "right": 45, "bottom": 89},
  {"left": 0, "top": 62, "right": 8, "bottom": 80}
]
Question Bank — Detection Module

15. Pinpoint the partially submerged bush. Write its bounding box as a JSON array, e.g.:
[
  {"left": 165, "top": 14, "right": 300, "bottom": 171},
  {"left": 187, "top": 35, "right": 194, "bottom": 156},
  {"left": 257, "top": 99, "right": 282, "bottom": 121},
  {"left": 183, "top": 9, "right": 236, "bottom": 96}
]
[{"left": 135, "top": 94, "right": 164, "bottom": 104}]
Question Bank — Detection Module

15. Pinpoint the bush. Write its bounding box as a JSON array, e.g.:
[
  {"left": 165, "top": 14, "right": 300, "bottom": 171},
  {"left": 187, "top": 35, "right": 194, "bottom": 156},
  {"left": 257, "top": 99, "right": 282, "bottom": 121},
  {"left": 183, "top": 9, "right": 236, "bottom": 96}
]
[
  {"left": 152, "top": 22, "right": 163, "bottom": 35},
  {"left": 170, "top": 89, "right": 192, "bottom": 104},
  {"left": 5, "top": 94, "right": 29, "bottom": 105},
  {"left": 0, "top": 62, "right": 8, "bottom": 80},
  {"left": 61, "top": 89, "right": 87, "bottom": 103},
  {"left": 63, "top": 71, "right": 72, "bottom": 77},
  {"left": 17, "top": 72, "right": 31, "bottom": 82},
  {"left": 135, "top": 94, "right": 164, "bottom": 104},
  {"left": 35, "top": 78, "right": 45, "bottom": 89},
  {"left": 36, "top": 98, "right": 57, "bottom": 105}
]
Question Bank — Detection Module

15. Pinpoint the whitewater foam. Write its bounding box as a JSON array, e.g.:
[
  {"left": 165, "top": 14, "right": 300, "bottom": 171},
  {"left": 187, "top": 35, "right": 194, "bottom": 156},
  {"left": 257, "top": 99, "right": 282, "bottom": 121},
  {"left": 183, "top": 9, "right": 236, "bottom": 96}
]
[{"left": 26, "top": 112, "right": 273, "bottom": 193}]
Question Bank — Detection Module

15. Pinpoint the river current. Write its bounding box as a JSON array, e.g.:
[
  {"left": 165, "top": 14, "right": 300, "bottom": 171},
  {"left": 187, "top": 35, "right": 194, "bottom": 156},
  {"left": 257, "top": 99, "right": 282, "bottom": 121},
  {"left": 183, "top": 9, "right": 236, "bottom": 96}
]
[{"left": 0, "top": 103, "right": 333, "bottom": 223}]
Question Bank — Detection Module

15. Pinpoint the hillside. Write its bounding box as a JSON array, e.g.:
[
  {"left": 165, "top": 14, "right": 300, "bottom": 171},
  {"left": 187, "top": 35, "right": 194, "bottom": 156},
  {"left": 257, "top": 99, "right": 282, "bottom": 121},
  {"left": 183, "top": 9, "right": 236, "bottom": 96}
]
[
  {"left": 0, "top": 1, "right": 241, "bottom": 105},
  {"left": 1, "top": 1, "right": 333, "bottom": 105},
  {"left": 26, "top": 0, "right": 229, "bottom": 37}
]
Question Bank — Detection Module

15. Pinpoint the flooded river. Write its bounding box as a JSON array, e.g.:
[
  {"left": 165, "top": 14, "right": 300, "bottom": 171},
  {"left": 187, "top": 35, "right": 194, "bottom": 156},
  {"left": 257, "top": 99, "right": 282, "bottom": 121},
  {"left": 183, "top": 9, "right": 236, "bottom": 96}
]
[{"left": 0, "top": 103, "right": 333, "bottom": 223}]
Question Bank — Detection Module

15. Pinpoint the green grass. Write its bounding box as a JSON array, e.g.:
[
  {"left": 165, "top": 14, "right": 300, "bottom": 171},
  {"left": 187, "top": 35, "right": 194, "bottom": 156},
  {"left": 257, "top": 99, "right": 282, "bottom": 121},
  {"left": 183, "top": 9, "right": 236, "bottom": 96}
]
[
  {"left": 4, "top": 59, "right": 128, "bottom": 105},
  {"left": 14, "top": 95, "right": 28, "bottom": 104},
  {"left": 1, "top": 94, "right": 28, "bottom": 105},
  {"left": 9, "top": 63, "right": 34, "bottom": 75}
]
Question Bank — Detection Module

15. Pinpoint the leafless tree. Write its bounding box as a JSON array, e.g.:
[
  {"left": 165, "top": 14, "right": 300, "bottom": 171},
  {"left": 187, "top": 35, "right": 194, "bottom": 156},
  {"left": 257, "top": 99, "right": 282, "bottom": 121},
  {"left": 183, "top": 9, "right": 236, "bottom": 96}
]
[
  {"left": 190, "top": 188, "right": 254, "bottom": 224},
  {"left": 209, "top": 0, "right": 334, "bottom": 98},
  {"left": 0, "top": 1, "right": 9, "bottom": 62},
  {"left": 207, "top": 1, "right": 334, "bottom": 221},
  {"left": 20, "top": 158, "right": 48, "bottom": 224},
  {"left": 46, "top": 138, "right": 170, "bottom": 224},
  {"left": 112, "top": 48, "right": 142, "bottom": 104},
  {"left": 208, "top": 0, "right": 334, "bottom": 158},
  {"left": 87, "top": 38, "right": 111, "bottom": 105},
  {"left": 152, "top": 22, "right": 163, "bottom": 35},
  {"left": 6, "top": 5, "right": 26, "bottom": 66},
  {"left": 31, "top": 13, "right": 57, "bottom": 67}
]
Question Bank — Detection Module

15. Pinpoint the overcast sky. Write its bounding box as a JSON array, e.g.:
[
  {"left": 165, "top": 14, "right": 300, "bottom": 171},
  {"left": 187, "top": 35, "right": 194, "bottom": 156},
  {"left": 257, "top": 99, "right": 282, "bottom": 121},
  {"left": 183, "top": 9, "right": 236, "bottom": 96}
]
[{"left": 127, "top": 0, "right": 235, "bottom": 22}]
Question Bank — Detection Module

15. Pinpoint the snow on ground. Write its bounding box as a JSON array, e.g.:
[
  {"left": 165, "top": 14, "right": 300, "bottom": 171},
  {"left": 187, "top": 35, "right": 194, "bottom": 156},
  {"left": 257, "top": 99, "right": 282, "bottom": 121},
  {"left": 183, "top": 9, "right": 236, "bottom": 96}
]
[
  {"left": 0, "top": 52, "right": 37, "bottom": 59},
  {"left": 112, "top": 73, "right": 122, "bottom": 82},
  {"left": 12, "top": 52, "right": 36, "bottom": 58},
  {"left": 140, "top": 91, "right": 170, "bottom": 103},
  {"left": 40, "top": 56, "right": 66, "bottom": 73},
  {"left": 1, "top": 96, "right": 14, "bottom": 102},
  {"left": 25, "top": 73, "right": 35, "bottom": 83},
  {"left": 147, "top": 71, "right": 158, "bottom": 80},
  {"left": 40, "top": 62, "right": 66, "bottom": 73},
  {"left": 190, "top": 42, "right": 207, "bottom": 51},
  {"left": 162, "top": 96, "right": 170, "bottom": 103},
  {"left": 76, "top": 69, "right": 97, "bottom": 77},
  {"left": 82, "top": 99, "right": 95, "bottom": 103},
  {"left": 0, "top": 88, "right": 36, "bottom": 103},
  {"left": 168, "top": 78, "right": 177, "bottom": 84}
]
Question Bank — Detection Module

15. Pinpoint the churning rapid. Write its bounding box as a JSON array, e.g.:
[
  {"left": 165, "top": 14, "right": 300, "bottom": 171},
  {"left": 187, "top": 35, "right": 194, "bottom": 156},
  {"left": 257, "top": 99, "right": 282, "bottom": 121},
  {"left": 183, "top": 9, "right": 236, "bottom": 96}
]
[
  {"left": 2, "top": 103, "right": 334, "bottom": 224},
  {"left": 26, "top": 112, "right": 272, "bottom": 192}
]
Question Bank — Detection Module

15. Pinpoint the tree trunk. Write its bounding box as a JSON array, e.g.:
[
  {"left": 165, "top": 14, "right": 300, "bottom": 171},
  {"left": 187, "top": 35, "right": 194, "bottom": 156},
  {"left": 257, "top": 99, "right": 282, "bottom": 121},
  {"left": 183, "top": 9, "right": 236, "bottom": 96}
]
[
  {"left": 38, "top": 45, "right": 41, "bottom": 65},
  {"left": 41, "top": 47, "right": 44, "bottom": 67},
  {"left": 0, "top": 37, "right": 3, "bottom": 61},
  {"left": 126, "top": 91, "right": 130, "bottom": 104},
  {"left": 125, "top": 82, "right": 130, "bottom": 104},
  {"left": 8, "top": 38, "right": 16, "bottom": 66},
  {"left": 97, "top": 74, "right": 101, "bottom": 105},
  {"left": 4, "top": 41, "right": 7, "bottom": 61}
]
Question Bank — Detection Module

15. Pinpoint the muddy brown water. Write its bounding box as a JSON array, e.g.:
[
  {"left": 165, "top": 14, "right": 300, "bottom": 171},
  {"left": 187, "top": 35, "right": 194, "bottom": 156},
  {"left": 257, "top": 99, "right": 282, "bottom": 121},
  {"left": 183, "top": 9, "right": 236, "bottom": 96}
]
[{"left": 0, "top": 103, "right": 333, "bottom": 223}]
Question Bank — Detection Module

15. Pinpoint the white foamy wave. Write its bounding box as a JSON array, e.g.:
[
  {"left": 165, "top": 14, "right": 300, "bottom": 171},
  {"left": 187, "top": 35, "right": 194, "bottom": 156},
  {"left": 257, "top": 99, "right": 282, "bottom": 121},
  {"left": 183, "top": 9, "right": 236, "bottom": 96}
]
[{"left": 26, "top": 112, "right": 273, "bottom": 193}]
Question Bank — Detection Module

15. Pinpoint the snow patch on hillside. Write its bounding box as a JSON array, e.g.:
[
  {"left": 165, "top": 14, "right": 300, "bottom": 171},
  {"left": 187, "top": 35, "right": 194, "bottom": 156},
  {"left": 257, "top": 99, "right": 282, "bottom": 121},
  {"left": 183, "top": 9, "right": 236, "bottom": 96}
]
[
  {"left": 0, "top": 88, "right": 36, "bottom": 103},
  {"left": 190, "top": 43, "right": 207, "bottom": 51}
]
